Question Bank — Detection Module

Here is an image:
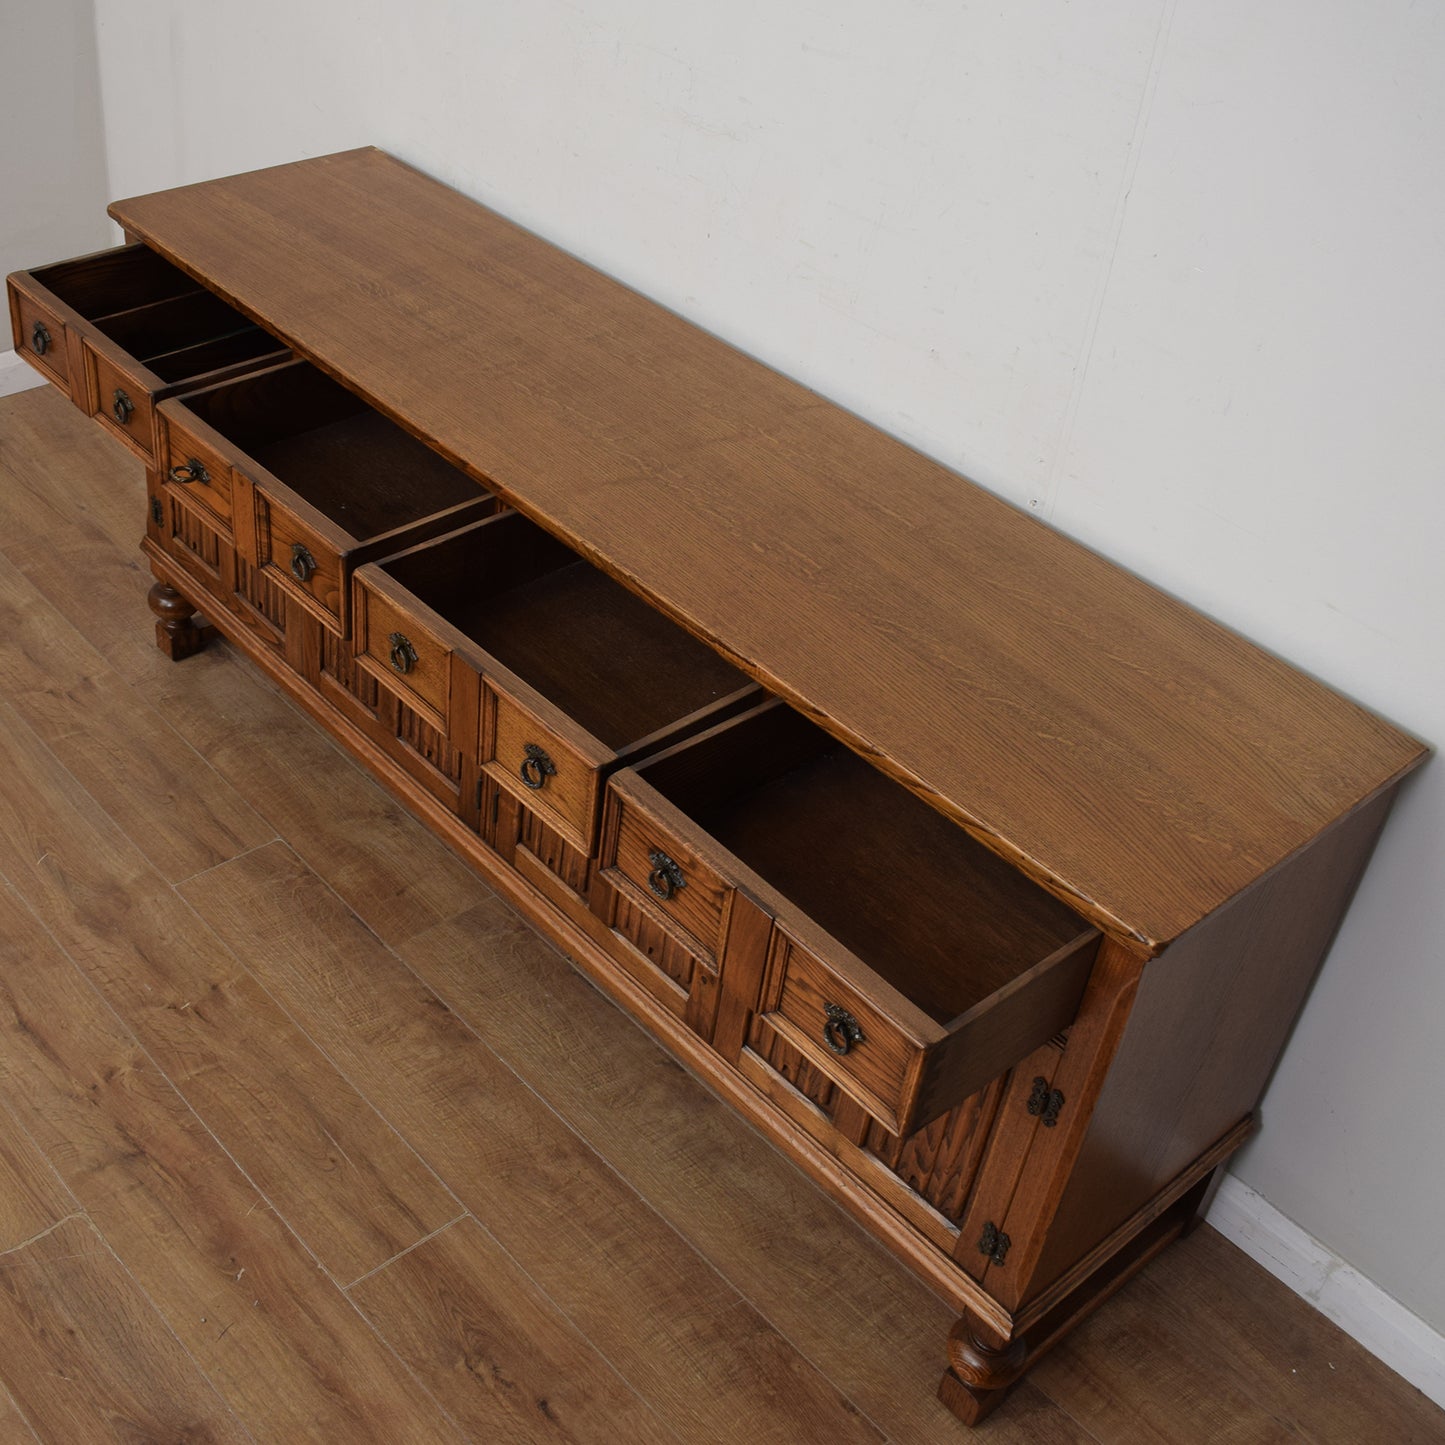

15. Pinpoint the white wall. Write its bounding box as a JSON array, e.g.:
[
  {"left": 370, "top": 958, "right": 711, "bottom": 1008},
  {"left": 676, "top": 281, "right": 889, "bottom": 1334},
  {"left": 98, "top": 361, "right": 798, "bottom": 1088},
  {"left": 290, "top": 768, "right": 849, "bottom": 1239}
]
[
  {"left": 73, "top": 0, "right": 1445, "bottom": 1334},
  {"left": 0, "top": 0, "right": 110, "bottom": 281}
]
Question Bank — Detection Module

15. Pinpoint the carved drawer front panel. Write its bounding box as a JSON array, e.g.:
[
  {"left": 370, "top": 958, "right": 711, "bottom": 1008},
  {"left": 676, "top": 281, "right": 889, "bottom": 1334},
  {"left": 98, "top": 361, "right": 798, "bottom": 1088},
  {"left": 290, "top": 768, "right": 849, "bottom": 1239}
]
[
  {"left": 8, "top": 244, "right": 287, "bottom": 462},
  {"left": 354, "top": 578, "right": 454, "bottom": 734},
  {"left": 159, "top": 409, "right": 235, "bottom": 530},
  {"left": 486, "top": 684, "right": 610, "bottom": 855},
  {"left": 7, "top": 276, "right": 71, "bottom": 389},
  {"left": 252, "top": 488, "right": 348, "bottom": 632},
  {"left": 605, "top": 783, "right": 730, "bottom": 964}
]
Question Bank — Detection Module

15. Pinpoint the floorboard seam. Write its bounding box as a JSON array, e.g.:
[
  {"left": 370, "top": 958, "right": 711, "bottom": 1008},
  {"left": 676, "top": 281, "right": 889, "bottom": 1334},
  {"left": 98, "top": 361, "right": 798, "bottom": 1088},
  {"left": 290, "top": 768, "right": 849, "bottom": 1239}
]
[{"left": 341, "top": 1212, "right": 470, "bottom": 1291}]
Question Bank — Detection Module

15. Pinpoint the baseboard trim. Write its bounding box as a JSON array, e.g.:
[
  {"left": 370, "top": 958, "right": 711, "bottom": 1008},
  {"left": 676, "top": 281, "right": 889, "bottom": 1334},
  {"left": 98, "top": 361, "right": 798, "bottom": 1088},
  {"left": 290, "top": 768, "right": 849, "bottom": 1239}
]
[
  {"left": 0, "top": 350, "right": 46, "bottom": 400},
  {"left": 1207, "top": 1173, "right": 1445, "bottom": 1409}
]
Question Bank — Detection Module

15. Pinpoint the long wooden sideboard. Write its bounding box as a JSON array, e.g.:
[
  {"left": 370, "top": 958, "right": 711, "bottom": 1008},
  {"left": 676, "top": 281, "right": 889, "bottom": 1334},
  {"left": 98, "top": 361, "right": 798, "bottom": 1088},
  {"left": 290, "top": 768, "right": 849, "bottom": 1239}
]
[{"left": 7, "top": 148, "right": 1427, "bottom": 1425}]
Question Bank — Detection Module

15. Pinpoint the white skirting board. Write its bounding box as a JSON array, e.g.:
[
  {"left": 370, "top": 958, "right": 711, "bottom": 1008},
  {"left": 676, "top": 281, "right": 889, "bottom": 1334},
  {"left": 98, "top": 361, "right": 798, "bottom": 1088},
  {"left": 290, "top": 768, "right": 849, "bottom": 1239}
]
[
  {"left": 0, "top": 349, "right": 45, "bottom": 399},
  {"left": 1207, "top": 1172, "right": 1445, "bottom": 1409}
]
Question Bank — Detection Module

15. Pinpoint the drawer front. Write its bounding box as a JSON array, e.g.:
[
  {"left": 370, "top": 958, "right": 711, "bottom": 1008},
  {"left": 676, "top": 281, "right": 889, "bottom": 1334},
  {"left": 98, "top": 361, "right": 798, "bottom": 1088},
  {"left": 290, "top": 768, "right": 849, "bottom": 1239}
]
[
  {"left": 764, "top": 933, "right": 922, "bottom": 1133},
  {"left": 610, "top": 789, "right": 730, "bottom": 961},
  {"left": 757, "top": 925, "right": 1099, "bottom": 1137},
  {"left": 88, "top": 344, "right": 156, "bottom": 458},
  {"left": 161, "top": 414, "right": 235, "bottom": 528},
  {"left": 354, "top": 580, "right": 454, "bottom": 732},
  {"left": 254, "top": 490, "right": 345, "bottom": 631},
  {"left": 8, "top": 277, "right": 70, "bottom": 390},
  {"left": 487, "top": 687, "right": 599, "bottom": 851}
]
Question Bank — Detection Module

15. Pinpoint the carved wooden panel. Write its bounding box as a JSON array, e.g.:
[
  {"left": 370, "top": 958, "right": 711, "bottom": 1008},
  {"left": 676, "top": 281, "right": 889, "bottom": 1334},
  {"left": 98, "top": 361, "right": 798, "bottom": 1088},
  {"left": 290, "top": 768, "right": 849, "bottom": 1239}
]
[
  {"left": 609, "top": 890, "right": 698, "bottom": 993},
  {"left": 235, "top": 555, "right": 286, "bottom": 637},
  {"left": 865, "top": 1077, "right": 1009, "bottom": 1228},
  {"left": 318, "top": 630, "right": 380, "bottom": 711},
  {"left": 748, "top": 1017, "right": 839, "bottom": 1118},
  {"left": 395, "top": 699, "right": 462, "bottom": 784},
  {"left": 518, "top": 805, "right": 591, "bottom": 899}
]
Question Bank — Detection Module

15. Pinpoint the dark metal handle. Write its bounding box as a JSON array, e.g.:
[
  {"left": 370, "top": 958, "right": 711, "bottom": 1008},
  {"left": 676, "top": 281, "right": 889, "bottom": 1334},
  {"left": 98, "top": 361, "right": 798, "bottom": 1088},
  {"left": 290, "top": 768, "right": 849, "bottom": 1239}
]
[
  {"left": 647, "top": 849, "right": 686, "bottom": 901},
  {"left": 112, "top": 389, "right": 135, "bottom": 424},
  {"left": 31, "top": 321, "right": 51, "bottom": 357},
  {"left": 520, "top": 742, "right": 556, "bottom": 790},
  {"left": 388, "top": 632, "right": 417, "bottom": 674},
  {"left": 168, "top": 458, "right": 210, "bottom": 485},
  {"left": 290, "top": 543, "right": 317, "bottom": 583},
  {"left": 823, "top": 1002, "right": 865, "bottom": 1056}
]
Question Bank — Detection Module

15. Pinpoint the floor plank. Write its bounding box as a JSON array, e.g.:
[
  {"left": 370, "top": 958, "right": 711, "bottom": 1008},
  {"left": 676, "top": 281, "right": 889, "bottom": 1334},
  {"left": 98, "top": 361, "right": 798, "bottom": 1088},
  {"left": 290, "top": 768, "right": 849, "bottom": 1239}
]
[
  {"left": 0, "top": 1106, "right": 75, "bottom": 1254},
  {"left": 0, "top": 878, "right": 463, "bottom": 1445},
  {"left": 350, "top": 1216, "right": 681, "bottom": 1445},
  {"left": 0, "top": 695, "right": 461, "bottom": 1287},
  {"left": 182, "top": 840, "right": 887, "bottom": 1445},
  {"left": 0, "top": 1215, "right": 251, "bottom": 1444},
  {"left": 0, "top": 547, "right": 275, "bottom": 883}
]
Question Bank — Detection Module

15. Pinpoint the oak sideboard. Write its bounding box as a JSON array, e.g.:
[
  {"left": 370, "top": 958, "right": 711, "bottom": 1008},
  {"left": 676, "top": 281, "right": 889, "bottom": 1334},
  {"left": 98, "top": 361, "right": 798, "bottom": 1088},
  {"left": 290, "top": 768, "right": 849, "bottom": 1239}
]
[{"left": 7, "top": 148, "right": 1427, "bottom": 1425}]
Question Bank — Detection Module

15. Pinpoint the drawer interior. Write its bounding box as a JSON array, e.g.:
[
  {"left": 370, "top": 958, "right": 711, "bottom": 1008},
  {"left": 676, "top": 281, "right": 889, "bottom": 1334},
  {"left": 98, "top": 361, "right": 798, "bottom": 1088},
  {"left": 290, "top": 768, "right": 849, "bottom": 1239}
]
[
  {"left": 380, "top": 513, "right": 753, "bottom": 748},
  {"left": 639, "top": 702, "right": 1089, "bottom": 1024},
  {"left": 180, "top": 361, "right": 486, "bottom": 538},
  {"left": 33, "top": 245, "right": 284, "bottom": 384}
]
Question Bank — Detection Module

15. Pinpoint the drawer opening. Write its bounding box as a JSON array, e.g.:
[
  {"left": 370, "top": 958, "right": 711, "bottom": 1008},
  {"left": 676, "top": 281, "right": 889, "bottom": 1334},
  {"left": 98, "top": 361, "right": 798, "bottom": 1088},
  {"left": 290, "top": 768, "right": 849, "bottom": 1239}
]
[
  {"left": 31, "top": 244, "right": 203, "bottom": 316},
  {"left": 178, "top": 359, "right": 487, "bottom": 540},
  {"left": 640, "top": 700, "right": 1091, "bottom": 1025},
  {"left": 378, "top": 511, "right": 755, "bottom": 750},
  {"left": 89, "top": 290, "right": 284, "bottom": 377}
]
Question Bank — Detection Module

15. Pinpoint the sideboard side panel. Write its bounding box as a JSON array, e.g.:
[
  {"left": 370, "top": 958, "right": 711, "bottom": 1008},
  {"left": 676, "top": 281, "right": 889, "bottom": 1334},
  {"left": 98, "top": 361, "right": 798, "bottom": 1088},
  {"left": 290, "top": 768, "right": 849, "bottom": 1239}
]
[{"left": 1016, "top": 785, "right": 1399, "bottom": 1302}]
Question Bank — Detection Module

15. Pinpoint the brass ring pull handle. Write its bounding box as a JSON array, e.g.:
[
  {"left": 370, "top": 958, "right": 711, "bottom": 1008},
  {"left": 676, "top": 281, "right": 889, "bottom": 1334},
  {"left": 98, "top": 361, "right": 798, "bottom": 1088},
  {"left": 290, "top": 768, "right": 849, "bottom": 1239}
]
[
  {"left": 168, "top": 458, "right": 210, "bottom": 485},
  {"left": 388, "top": 632, "right": 418, "bottom": 674},
  {"left": 290, "top": 543, "right": 317, "bottom": 583},
  {"left": 519, "top": 743, "right": 556, "bottom": 790},
  {"left": 823, "top": 1002, "right": 865, "bottom": 1056},
  {"left": 112, "top": 389, "right": 135, "bottom": 424},
  {"left": 31, "top": 321, "right": 51, "bottom": 356},
  {"left": 646, "top": 849, "right": 686, "bottom": 901}
]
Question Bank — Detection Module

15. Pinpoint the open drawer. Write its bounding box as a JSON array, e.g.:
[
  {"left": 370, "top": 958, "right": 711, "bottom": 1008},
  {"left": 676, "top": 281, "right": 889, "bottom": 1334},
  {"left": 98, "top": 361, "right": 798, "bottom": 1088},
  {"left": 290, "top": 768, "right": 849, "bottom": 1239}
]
[
  {"left": 353, "top": 511, "right": 761, "bottom": 852},
  {"left": 157, "top": 359, "right": 497, "bottom": 634},
  {"left": 7, "top": 244, "right": 289, "bottom": 461},
  {"left": 601, "top": 699, "right": 1101, "bottom": 1136}
]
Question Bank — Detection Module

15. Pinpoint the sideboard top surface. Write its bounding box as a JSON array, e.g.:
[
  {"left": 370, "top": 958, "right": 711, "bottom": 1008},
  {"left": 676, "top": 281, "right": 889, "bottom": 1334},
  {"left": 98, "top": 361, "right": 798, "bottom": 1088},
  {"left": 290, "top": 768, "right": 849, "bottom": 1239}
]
[{"left": 109, "top": 147, "right": 1426, "bottom": 952}]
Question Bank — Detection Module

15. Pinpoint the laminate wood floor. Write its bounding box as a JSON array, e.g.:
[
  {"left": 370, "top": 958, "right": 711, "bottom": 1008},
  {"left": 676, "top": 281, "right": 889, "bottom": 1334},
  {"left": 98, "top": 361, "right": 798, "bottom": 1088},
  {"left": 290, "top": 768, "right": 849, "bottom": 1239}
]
[{"left": 0, "top": 382, "right": 1439, "bottom": 1444}]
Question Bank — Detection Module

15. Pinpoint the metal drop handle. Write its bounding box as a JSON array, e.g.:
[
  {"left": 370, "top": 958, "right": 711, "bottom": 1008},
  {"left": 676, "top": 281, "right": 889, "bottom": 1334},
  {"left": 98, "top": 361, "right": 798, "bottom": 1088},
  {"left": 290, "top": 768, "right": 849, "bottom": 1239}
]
[
  {"left": 520, "top": 743, "right": 556, "bottom": 790},
  {"left": 823, "top": 1002, "right": 865, "bottom": 1056},
  {"left": 112, "top": 389, "right": 135, "bottom": 424},
  {"left": 388, "top": 632, "right": 418, "bottom": 674},
  {"left": 290, "top": 542, "right": 317, "bottom": 583},
  {"left": 168, "top": 458, "right": 210, "bottom": 485},
  {"left": 31, "top": 321, "right": 51, "bottom": 356},
  {"left": 647, "top": 849, "right": 686, "bottom": 901}
]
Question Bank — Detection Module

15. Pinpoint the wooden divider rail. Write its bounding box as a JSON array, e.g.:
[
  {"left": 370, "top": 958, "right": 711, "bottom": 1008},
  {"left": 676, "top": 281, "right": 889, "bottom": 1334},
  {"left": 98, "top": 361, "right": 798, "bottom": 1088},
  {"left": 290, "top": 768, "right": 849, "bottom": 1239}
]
[{"left": 7, "top": 148, "right": 1428, "bottom": 1425}]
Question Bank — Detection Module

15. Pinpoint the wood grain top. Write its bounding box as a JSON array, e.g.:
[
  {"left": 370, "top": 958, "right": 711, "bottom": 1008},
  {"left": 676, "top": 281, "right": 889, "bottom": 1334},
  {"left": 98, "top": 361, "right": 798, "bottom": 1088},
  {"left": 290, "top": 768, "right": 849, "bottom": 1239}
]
[{"left": 110, "top": 147, "right": 1427, "bottom": 951}]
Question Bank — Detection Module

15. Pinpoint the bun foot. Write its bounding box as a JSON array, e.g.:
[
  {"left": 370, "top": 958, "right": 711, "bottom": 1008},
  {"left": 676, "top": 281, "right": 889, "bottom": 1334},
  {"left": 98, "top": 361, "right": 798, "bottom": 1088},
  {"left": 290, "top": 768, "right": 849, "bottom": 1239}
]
[
  {"left": 938, "top": 1315, "right": 1028, "bottom": 1426},
  {"left": 147, "top": 579, "right": 214, "bottom": 660}
]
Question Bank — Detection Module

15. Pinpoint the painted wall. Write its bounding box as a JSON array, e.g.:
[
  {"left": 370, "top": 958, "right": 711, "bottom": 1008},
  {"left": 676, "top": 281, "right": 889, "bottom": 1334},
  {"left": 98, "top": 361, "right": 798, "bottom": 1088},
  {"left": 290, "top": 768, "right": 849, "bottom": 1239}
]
[
  {"left": 59, "top": 0, "right": 1445, "bottom": 1330},
  {"left": 0, "top": 0, "right": 109, "bottom": 281}
]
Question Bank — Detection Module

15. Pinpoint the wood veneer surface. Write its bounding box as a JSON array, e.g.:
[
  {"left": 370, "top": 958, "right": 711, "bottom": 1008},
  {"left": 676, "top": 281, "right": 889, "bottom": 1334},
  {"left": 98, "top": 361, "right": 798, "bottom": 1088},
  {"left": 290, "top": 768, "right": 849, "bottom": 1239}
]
[{"left": 109, "top": 148, "right": 1427, "bottom": 950}]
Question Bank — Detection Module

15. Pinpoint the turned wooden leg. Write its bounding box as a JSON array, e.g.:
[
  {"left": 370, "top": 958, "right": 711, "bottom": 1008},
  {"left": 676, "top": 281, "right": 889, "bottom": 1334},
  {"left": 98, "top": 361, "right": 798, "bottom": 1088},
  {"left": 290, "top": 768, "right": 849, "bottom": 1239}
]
[
  {"left": 938, "top": 1314, "right": 1028, "bottom": 1426},
  {"left": 147, "top": 579, "right": 214, "bottom": 661}
]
